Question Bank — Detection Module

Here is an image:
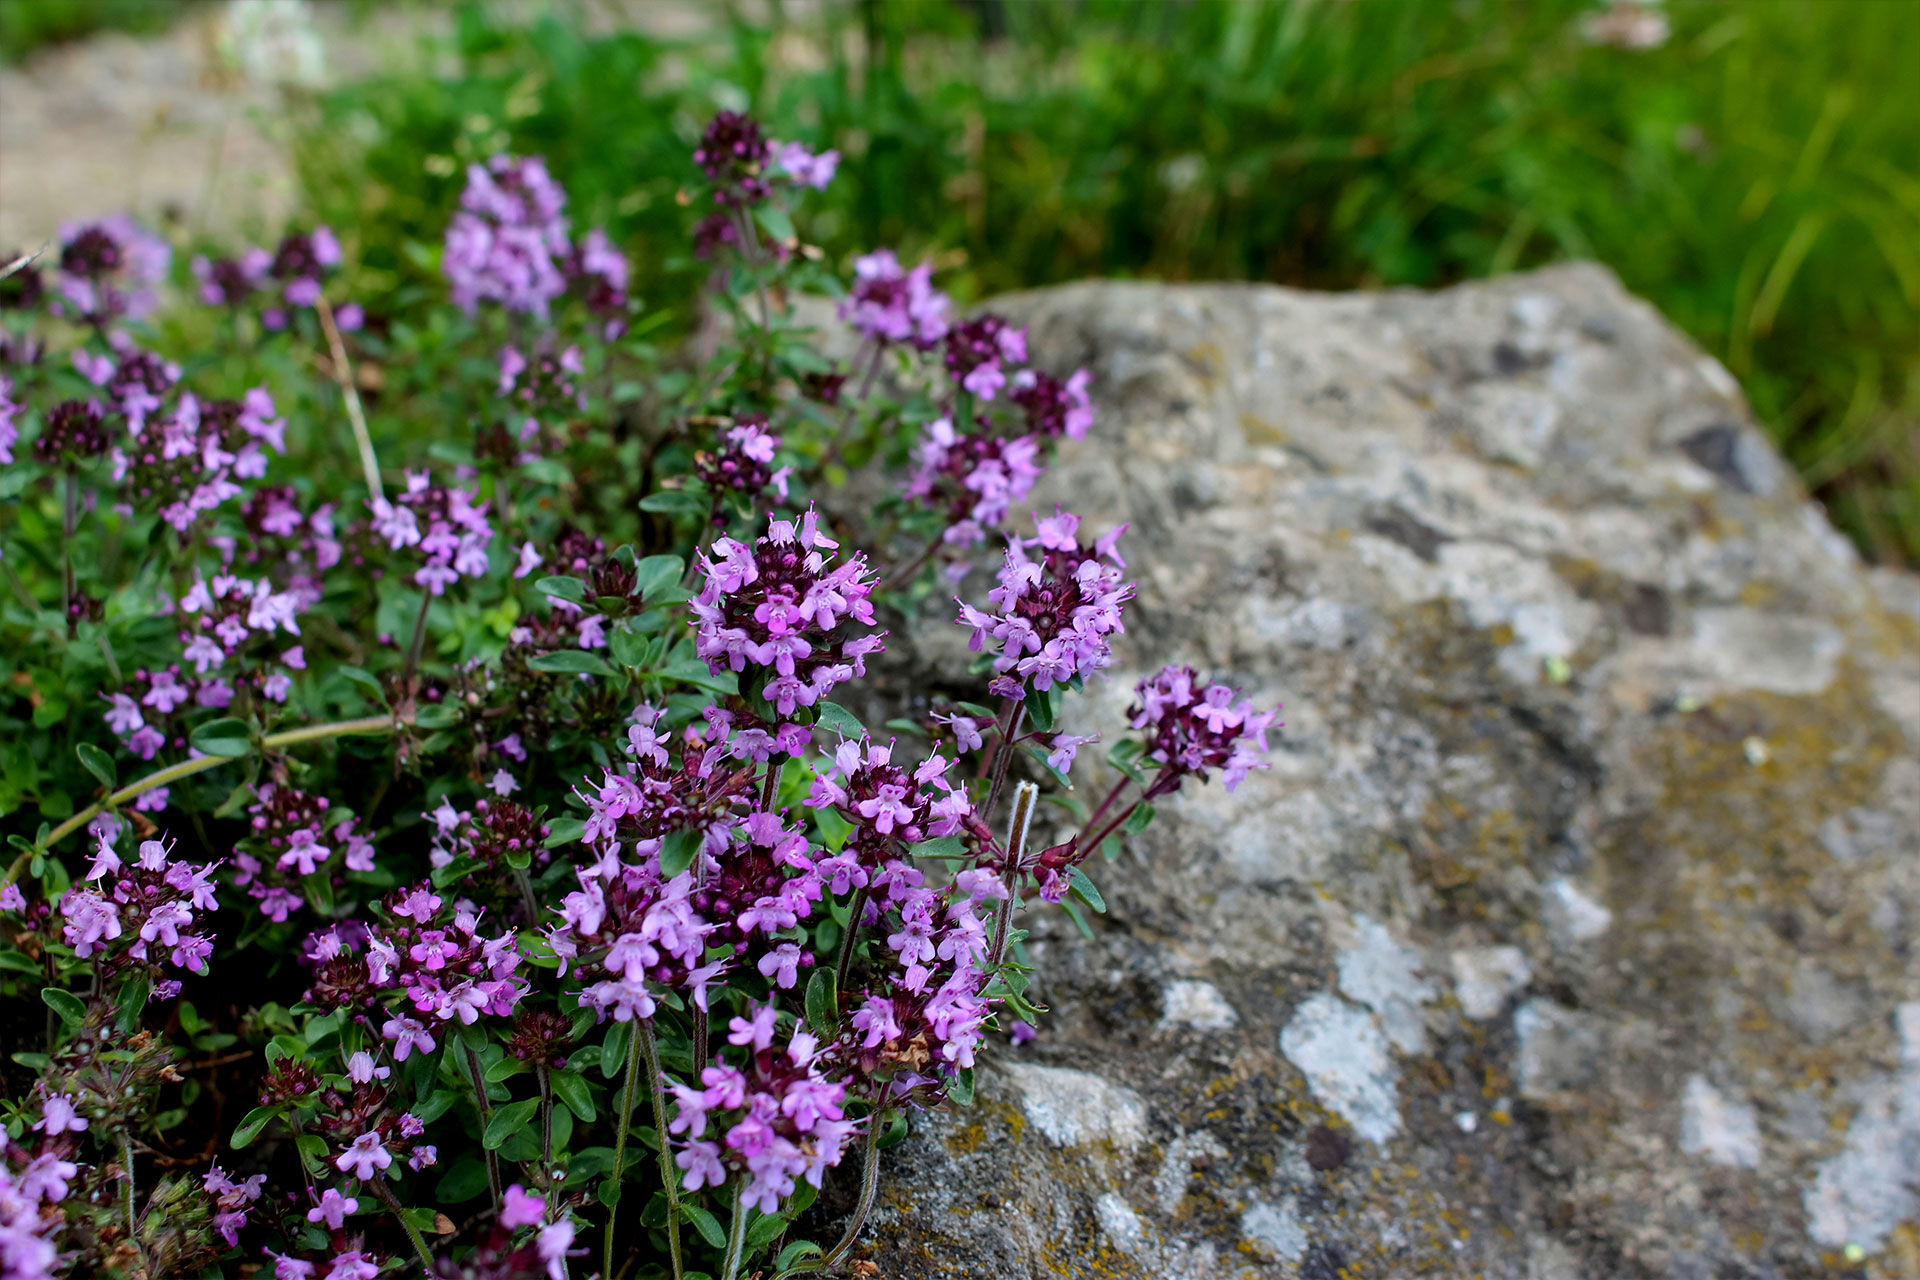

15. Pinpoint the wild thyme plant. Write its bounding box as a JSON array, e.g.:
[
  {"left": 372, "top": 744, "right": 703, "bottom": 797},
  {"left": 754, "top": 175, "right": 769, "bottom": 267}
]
[{"left": 0, "top": 111, "right": 1277, "bottom": 1280}]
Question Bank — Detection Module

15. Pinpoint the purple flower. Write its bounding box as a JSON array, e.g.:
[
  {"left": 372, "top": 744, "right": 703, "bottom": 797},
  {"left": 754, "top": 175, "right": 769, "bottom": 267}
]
[
  {"left": 500, "top": 1183, "right": 545, "bottom": 1230},
  {"left": 34, "top": 1093, "right": 88, "bottom": 1137},
  {"left": 943, "top": 313, "right": 1027, "bottom": 402},
  {"left": 333, "top": 1131, "right": 393, "bottom": 1180},
  {"left": 306, "top": 1187, "right": 359, "bottom": 1230},
  {"left": 770, "top": 139, "right": 840, "bottom": 190},
  {"left": 693, "top": 111, "right": 772, "bottom": 208},
  {"left": 840, "top": 249, "right": 950, "bottom": 349},
  {"left": 1128, "top": 665, "right": 1280, "bottom": 793},
  {"left": 953, "top": 509, "right": 1134, "bottom": 694}
]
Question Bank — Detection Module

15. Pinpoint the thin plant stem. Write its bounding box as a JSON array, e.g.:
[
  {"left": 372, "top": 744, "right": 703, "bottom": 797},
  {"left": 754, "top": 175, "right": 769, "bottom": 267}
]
[
  {"left": 34, "top": 714, "right": 397, "bottom": 855},
  {"left": 636, "top": 1020, "right": 686, "bottom": 1280},
  {"left": 369, "top": 1176, "right": 437, "bottom": 1272},
  {"left": 720, "top": 1175, "right": 750, "bottom": 1280},
  {"left": 120, "top": 1131, "right": 138, "bottom": 1243},
  {"left": 980, "top": 701, "right": 1027, "bottom": 831},
  {"left": 835, "top": 885, "right": 870, "bottom": 991},
  {"left": 989, "top": 781, "right": 1039, "bottom": 967},
  {"left": 62, "top": 465, "right": 78, "bottom": 639},
  {"left": 604, "top": 1022, "right": 644, "bottom": 1280},
  {"left": 401, "top": 590, "right": 433, "bottom": 693},
  {"left": 780, "top": 1109, "right": 884, "bottom": 1276},
  {"left": 316, "top": 294, "right": 384, "bottom": 503},
  {"left": 464, "top": 1043, "right": 504, "bottom": 1214}
]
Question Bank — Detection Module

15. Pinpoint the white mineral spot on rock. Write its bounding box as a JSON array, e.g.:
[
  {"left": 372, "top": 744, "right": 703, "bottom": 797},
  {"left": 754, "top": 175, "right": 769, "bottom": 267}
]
[
  {"left": 1542, "top": 877, "right": 1612, "bottom": 943},
  {"left": 1450, "top": 946, "right": 1532, "bottom": 1020},
  {"left": 1000, "top": 1063, "right": 1147, "bottom": 1152},
  {"left": 1336, "top": 914, "right": 1435, "bottom": 1052},
  {"left": 1095, "top": 1193, "right": 1148, "bottom": 1253},
  {"left": 1804, "top": 1003, "right": 1920, "bottom": 1252},
  {"left": 1690, "top": 607, "right": 1844, "bottom": 698},
  {"left": 1513, "top": 999, "right": 1606, "bottom": 1101},
  {"left": 1280, "top": 993, "right": 1401, "bottom": 1144},
  {"left": 1678, "top": 1075, "right": 1762, "bottom": 1169},
  {"left": 1158, "top": 979, "right": 1239, "bottom": 1033},
  {"left": 1153, "top": 1131, "right": 1228, "bottom": 1216},
  {"left": 1456, "top": 1110, "right": 1478, "bottom": 1134},
  {"left": 1240, "top": 1197, "right": 1308, "bottom": 1263}
]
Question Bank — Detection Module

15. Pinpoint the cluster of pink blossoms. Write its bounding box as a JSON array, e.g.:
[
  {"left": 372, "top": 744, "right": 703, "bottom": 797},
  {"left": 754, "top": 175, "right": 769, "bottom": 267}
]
[
  {"left": 192, "top": 227, "right": 349, "bottom": 331},
  {"left": 0, "top": 1153, "right": 69, "bottom": 1276},
  {"left": 63, "top": 835, "right": 219, "bottom": 998},
  {"left": 839, "top": 249, "right": 950, "bottom": 350},
  {"left": 805, "top": 737, "right": 971, "bottom": 886},
  {"left": 1128, "top": 664, "right": 1281, "bottom": 794},
  {"left": 691, "top": 508, "right": 884, "bottom": 718},
  {"left": 359, "top": 887, "right": 526, "bottom": 1058},
  {"left": 497, "top": 343, "right": 585, "bottom": 453},
  {"left": 942, "top": 313, "right": 1027, "bottom": 401},
  {"left": 366, "top": 470, "right": 496, "bottom": 596},
  {"left": 49, "top": 214, "right": 171, "bottom": 326},
  {"left": 71, "top": 335, "right": 178, "bottom": 431},
  {"left": 555, "top": 865, "right": 723, "bottom": 1024},
  {"left": 669, "top": 1007, "right": 857, "bottom": 1212},
  {"left": 232, "top": 785, "right": 375, "bottom": 921},
  {"left": 907, "top": 418, "right": 1044, "bottom": 548},
  {"left": 444, "top": 154, "right": 626, "bottom": 327},
  {"left": 956, "top": 509, "right": 1134, "bottom": 699},
  {"left": 695, "top": 416, "right": 791, "bottom": 514},
  {"left": 202, "top": 1162, "right": 267, "bottom": 1248},
  {"left": 107, "top": 388, "right": 289, "bottom": 531}
]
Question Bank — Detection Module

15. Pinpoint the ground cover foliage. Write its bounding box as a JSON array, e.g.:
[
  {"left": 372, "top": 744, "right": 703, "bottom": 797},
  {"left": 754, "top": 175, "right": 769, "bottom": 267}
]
[{"left": 0, "top": 95, "right": 1279, "bottom": 1278}]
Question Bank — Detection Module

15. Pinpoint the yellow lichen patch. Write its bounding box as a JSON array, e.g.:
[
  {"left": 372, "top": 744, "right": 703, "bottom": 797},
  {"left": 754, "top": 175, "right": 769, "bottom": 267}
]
[{"left": 1237, "top": 411, "right": 1290, "bottom": 445}]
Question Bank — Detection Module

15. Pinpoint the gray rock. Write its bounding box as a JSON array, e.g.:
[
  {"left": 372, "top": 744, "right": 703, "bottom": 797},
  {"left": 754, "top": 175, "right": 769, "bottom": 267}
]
[{"left": 834, "top": 267, "right": 1920, "bottom": 1278}]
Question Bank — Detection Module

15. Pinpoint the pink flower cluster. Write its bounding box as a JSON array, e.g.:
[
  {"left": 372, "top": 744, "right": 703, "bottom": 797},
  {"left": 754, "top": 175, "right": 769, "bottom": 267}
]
[
  {"left": 556, "top": 866, "right": 721, "bottom": 1024},
  {"left": 366, "top": 470, "right": 497, "bottom": 596},
  {"left": 192, "top": 227, "right": 346, "bottom": 330},
  {"left": 232, "top": 785, "right": 375, "bottom": 921},
  {"left": 1010, "top": 366, "right": 1095, "bottom": 440},
  {"left": 695, "top": 415, "right": 789, "bottom": 511},
  {"left": 444, "top": 154, "right": 621, "bottom": 322},
  {"left": 668, "top": 1007, "right": 857, "bottom": 1213},
  {"left": 942, "top": 313, "right": 1027, "bottom": 401},
  {"left": 906, "top": 417, "right": 1043, "bottom": 547},
  {"left": 71, "top": 335, "right": 179, "bottom": 431},
  {"left": 203, "top": 1161, "right": 266, "bottom": 1248},
  {"left": 839, "top": 249, "right": 950, "bottom": 350},
  {"left": 0, "top": 1156, "right": 66, "bottom": 1276},
  {"left": 1128, "top": 664, "right": 1280, "bottom": 794},
  {"left": 498, "top": 343, "right": 585, "bottom": 453},
  {"left": 362, "top": 888, "right": 527, "bottom": 1056},
  {"left": 63, "top": 835, "right": 219, "bottom": 993},
  {"left": 691, "top": 508, "right": 884, "bottom": 718},
  {"left": 50, "top": 214, "right": 171, "bottom": 326},
  {"left": 955, "top": 509, "right": 1134, "bottom": 698},
  {"left": 108, "top": 388, "right": 289, "bottom": 531}
]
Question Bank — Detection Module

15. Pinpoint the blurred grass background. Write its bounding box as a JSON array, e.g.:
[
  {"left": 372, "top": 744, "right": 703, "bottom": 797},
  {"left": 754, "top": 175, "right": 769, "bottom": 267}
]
[{"left": 10, "top": 0, "right": 1919, "bottom": 564}]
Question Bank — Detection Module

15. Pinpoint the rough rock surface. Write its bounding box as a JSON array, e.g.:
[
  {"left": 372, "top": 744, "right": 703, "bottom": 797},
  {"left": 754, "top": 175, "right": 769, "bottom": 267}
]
[{"left": 851, "top": 268, "right": 1920, "bottom": 1279}]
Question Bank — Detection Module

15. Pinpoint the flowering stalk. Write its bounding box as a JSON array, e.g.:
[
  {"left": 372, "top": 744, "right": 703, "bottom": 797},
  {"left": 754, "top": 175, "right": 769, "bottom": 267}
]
[
  {"left": 636, "top": 1019, "right": 686, "bottom": 1280},
  {"left": 463, "top": 1042, "right": 505, "bottom": 1213},
  {"left": 37, "top": 714, "right": 399, "bottom": 852},
  {"left": 988, "top": 781, "right": 1039, "bottom": 967},
  {"left": 778, "top": 1111, "right": 884, "bottom": 1278},
  {"left": 366, "top": 1173, "right": 436, "bottom": 1271},
  {"left": 603, "top": 1022, "right": 644, "bottom": 1280},
  {"left": 720, "top": 1175, "right": 750, "bottom": 1280},
  {"left": 315, "top": 294, "right": 382, "bottom": 502}
]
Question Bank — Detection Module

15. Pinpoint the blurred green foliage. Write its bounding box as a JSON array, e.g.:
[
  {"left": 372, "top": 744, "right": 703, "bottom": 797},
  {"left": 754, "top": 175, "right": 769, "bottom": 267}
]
[
  {"left": 0, "top": 0, "right": 180, "bottom": 62},
  {"left": 292, "top": 0, "right": 1918, "bottom": 563}
]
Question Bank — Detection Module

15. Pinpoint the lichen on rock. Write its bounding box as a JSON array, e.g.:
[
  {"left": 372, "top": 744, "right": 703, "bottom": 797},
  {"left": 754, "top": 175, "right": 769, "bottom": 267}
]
[{"left": 827, "top": 267, "right": 1919, "bottom": 1279}]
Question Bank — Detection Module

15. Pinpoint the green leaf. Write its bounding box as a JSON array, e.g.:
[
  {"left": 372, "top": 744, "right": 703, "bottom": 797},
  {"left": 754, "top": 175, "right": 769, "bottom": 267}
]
[
  {"left": 549, "top": 1068, "right": 595, "bottom": 1123},
  {"left": 908, "top": 836, "right": 968, "bottom": 860},
  {"left": 746, "top": 1210, "right": 789, "bottom": 1246},
  {"left": 608, "top": 624, "right": 650, "bottom": 670},
  {"left": 681, "top": 1204, "right": 726, "bottom": 1248},
  {"left": 41, "top": 988, "right": 85, "bottom": 1026},
  {"left": 660, "top": 656, "right": 736, "bottom": 694},
  {"left": 1067, "top": 866, "right": 1107, "bottom": 913},
  {"left": 813, "top": 700, "right": 865, "bottom": 741},
  {"left": 520, "top": 457, "right": 573, "bottom": 487},
  {"left": 116, "top": 969, "right": 151, "bottom": 1032},
  {"left": 543, "top": 817, "right": 585, "bottom": 848},
  {"left": 948, "top": 1067, "right": 976, "bottom": 1107},
  {"left": 776, "top": 1241, "right": 825, "bottom": 1270},
  {"left": 1025, "top": 686, "right": 1055, "bottom": 733},
  {"left": 639, "top": 488, "right": 708, "bottom": 514},
  {"left": 484, "top": 1055, "right": 530, "bottom": 1082},
  {"left": 229, "top": 1104, "right": 282, "bottom": 1149},
  {"left": 528, "top": 649, "right": 619, "bottom": 678},
  {"left": 1106, "top": 738, "right": 1148, "bottom": 783},
  {"left": 600, "top": 1021, "right": 632, "bottom": 1079},
  {"left": 805, "top": 967, "right": 838, "bottom": 1037},
  {"left": 535, "top": 575, "right": 587, "bottom": 603},
  {"left": 75, "top": 743, "right": 116, "bottom": 789},
  {"left": 189, "top": 717, "right": 253, "bottom": 758},
  {"left": 1059, "top": 896, "right": 1096, "bottom": 940},
  {"left": 1124, "top": 802, "right": 1156, "bottom": 835},
  {"left": 482, "top": 1097, "right": 542, "bottom": 1149},
  {"left": 437, "top": 1155, "right": 492, "bottom": 1203},
  {"left": 633, "top": 554, "right": 684, "bottom": 600},
  {"left": 754, "top": 204, "right": 797, "bottom": 244},
  {"left": 876, "top": 1111, "right": 909, "bottom": 1150},
  {"left": 659, "top": 828, "right": 701, "bottom": 877},
  {"left": 338, "top": 666, "right": 387, "bottom": 704},
  {"left": 413, "top": 703, "right": 462, "bottom": 729}
]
